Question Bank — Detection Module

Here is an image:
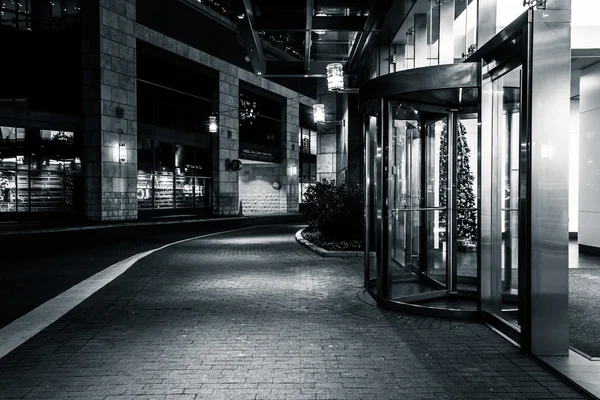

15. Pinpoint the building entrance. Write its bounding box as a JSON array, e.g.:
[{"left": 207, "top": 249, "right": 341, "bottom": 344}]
[{"left": 362, "top": 63, "right": 481, "bottom": 318}]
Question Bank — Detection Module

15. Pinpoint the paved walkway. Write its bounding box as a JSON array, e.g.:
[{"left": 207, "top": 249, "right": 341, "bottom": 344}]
[{"left": 0, "top": 224, "right": 586, "bottom": 399}]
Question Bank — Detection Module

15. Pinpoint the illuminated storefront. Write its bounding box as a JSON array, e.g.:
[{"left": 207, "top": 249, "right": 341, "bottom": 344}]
[
  {"left": 137, "top": 138, "right": 211, "bottom": 211},
  {"left": 0, "top": 127, "right": 82, "bottom": 213}
]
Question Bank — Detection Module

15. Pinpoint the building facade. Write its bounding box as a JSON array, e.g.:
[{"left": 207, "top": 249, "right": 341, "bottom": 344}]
[{"left": 0, "top": 0, "right": 316, "bottom": 221}]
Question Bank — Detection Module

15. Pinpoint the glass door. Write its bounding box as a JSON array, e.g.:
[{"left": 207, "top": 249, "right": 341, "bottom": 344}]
[
  {"left": 481, "top": 64, "right": 524, "bottom": 328},
  {"left": 389, "top": 105, "right": 449, "bottom": 299}
]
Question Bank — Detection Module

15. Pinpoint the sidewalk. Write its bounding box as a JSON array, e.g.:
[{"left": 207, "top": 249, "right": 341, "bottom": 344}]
[{"left": 0, "top": 224, "right": 586, "bottom": 399}]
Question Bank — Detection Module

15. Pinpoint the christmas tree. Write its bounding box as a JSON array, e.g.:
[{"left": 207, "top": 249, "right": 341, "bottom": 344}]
[{"left": 439, "top": 120, "right": 477, "bottom": 241}]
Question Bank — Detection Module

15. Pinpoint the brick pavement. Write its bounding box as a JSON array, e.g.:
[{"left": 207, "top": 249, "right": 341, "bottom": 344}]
[{"left": 0, "top": 224, "right": 587, "bottom": 400}]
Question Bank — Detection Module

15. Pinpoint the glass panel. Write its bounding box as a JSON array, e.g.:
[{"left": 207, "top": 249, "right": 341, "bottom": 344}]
[
  {"left": 456, "top": 116, "right": 479, "bottom": 282},
  {"left": 405, "top": 31, "right": 415, "bottom": 70},
  {"left": 0, "top": 126, "right": 16, "bottom": 170},
  {"left": 0, "top": 170, "right": 16, "bottom": 212},
  {"left": 494, "top": 66, "right": 522, "bottom": 326},
  {"left": 154, "top": 142, "right": 174, "bottom": 209},
  {"left": 137, "top": 138, "right": 153, "bottom": 209},
  {"left": 175, "top": 176, "right": 194, "bottom": 208},
  {"left": 194, "top": 177, "right": 209, "bottom": 207},
  {"left": 496, "top": 0, "right": 527, "bottom": 33},
  {"left": 366, "top": 116, "right": 378, "bottom": 293},
  {"left": 175, "top": 145, "right": 195, "bottom": 209},
  {"left": 16, "top": 171, "right": 29, "bottom": 212},
  {"left": 427, "top": 0, "right": 440, "bottom": 66},
  {"left": 137, "top": 173, "right": 153, "bottom": 209},
  {"left": 300, "top": 128, "right": 310, "bottom": 154},
  {"left": 466, "top": 0, "right": 477, "bottom": 51},
  {"left": 426, "top": 119, "right": 446, "bottom": 284},
  {"left": 154, "top": 174, "right": 173, "bottom": 209},
  {"left": 310, "top": 130, "right": 317, "bottom": 155},
  {"left": 30, "top": 170, "right": 64, "bottom": 212}
]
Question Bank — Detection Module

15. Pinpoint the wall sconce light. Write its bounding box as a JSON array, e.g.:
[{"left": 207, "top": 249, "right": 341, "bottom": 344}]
[
  {"left": 290, "top": 166, "right": 298, "bottom": 176},
  {"left": 119, "top": 143, "right": 126, "bottom": 162},
  {"left": 313, "top": 104, "right": 325, "bottom": 123},
  {"left": 326, "top": 62, "right": 344, "bottom": 91},
  {"left": 313, "top": 104, "right": 345, "bottom": 126},
  {"left": 209, "top": 116, "right": 218, "bottom": 133}
]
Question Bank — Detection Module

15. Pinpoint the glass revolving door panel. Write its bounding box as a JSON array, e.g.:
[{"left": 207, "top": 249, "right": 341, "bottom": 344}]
[{"left": 361, "top": 63, "right": 480, "bottom": 316}]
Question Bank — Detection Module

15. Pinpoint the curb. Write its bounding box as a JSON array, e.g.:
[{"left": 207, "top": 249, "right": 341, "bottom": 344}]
[
  {"left": 0, "top": 213, "right": 302, "bottom": 236},
  {"left": 295, "top": 227, "right": 364, "bottom": 258}
]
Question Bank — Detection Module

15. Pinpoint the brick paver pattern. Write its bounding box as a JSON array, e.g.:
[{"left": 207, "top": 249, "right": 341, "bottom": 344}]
[{"left": 0, "top": 224, "right": 586, "bottom": 399}]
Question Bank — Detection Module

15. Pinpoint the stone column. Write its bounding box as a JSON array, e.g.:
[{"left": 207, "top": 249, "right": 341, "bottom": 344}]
[
  {"left": 316, "top": 79, "right": 337, "bottom": 183},
  {"left": 284, "top": 99, "right": 300, "bottom": 212},
  {"left": 82, "top": 0, "right": 137, "bottom": 221},
  {"left": 213, "top": 71, "right": 240, "bottom": 216}
]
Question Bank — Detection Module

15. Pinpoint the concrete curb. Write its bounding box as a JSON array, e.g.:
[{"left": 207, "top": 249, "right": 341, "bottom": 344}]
[
  {"left": 295, "top": 227, "right": 365, "bottom": 258},
  {"left": 0, "top": 213, "right": 302, "bottom": 236}
]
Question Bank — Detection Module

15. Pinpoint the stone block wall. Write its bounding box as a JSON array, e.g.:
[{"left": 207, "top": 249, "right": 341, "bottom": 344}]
[
  {"left": 79, "top": 7, "right": 315, "bottom": 220},
  {"left": 130, "top": 24, "right": 313, "bottom": 217},
  {"left": 213, "top": 72, "right": 240, "bottom": 216},
  {"left": 82, "top": 0, "right": 137, "bottom": 221}
]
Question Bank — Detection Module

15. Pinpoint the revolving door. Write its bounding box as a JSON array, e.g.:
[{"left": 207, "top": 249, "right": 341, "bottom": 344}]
[
  {"left": 362, "top": 63, "right": 483, "bottom": 318},
  {"left": 362, "top": 6, "right": 571, "bottom": 356}
]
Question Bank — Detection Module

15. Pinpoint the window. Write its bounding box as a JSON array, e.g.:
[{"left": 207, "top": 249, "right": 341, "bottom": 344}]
[
  {"left": 238, "top": 89, "right": 283, "bottom": 163},
  {"left": 299, "top": 128, "right": 317, "bottom": 155},
  {"left": 0, "top": 0, "right": 81, "bottom": 31},
  {"left": 136, "top": 139, "right": 212, "bottom": 210},
  {"left": 0, "top": 126, "right": 81, "bottom": 213}
]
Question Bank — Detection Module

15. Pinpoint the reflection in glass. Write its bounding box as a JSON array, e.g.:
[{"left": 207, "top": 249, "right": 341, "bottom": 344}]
[
  {"left": 194, "top": 178, "right": 209, "bottom": 207},
  {"left": 453, "top": 0, "right": 478, "bottom": 60},
  {"left": 175, "top": 176, "right": 194, "bottom": 208},
  {"left": 456, "top": 116, "right": 479, "bottom": 279},
  {"left": 494, "top": 66, "right": 522, "bottom": 326},
  {"left": 17, "top": 172, "right": 29, "bottom": 212},
  {"left": 30, "top": 170, "right": 65, "bottom": 212},
  {"left": 137, "top": 174, "right": 154, "bottom": 209},
  {"left": 0, "top": 171, "right": 16, "bottom": 212},
  {"left": 427, "top": 0, "right": 440, "bottom": 66}
]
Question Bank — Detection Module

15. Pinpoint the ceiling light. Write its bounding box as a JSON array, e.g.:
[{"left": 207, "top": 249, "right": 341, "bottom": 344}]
[{"left": 237, "top": 13, "right": 244, "bottom": 19}]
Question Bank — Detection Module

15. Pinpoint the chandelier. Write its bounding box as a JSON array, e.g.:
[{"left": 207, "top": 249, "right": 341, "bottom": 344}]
[
  {"left": 240, "top": 97, "right": 258, "bottom": 124},
  {"left": 313, "top": 104, "right": 325, "bottom": 123},
  {"left": 326, "top": 63, "right": 344, "bottom": 91}
]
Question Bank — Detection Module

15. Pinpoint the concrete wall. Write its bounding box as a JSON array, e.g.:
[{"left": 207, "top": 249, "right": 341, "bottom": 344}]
[
  {"left": 579, "top": 62, "right": 600, "bottom": 248},
  {"left": 239, "top": 163, "right": 289, "bottom": 214}
]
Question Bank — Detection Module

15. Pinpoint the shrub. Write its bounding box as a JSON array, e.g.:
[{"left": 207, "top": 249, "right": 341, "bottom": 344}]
[{"left": 302, "top": 179, "right": 364, "bottom": 242}]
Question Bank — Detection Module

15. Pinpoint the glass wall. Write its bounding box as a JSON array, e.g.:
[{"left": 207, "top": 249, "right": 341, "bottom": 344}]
[
  {"left": 299, "top": 127, "right": 317, "bottom": 203},
  {"left": 454, "top": 0, "right": 478, "bottom": 61},
  {"left": 238, "top": 88, "right": 283, "bottom": 163},
  {"left": 0, "top": 0, "right": 80, "bottom": 30},
  {"left": 0, "top": 126, "right": 82, "bottom": 213},
  {"left": 136, "top": 138, "right": 211, "bottom": 210}
]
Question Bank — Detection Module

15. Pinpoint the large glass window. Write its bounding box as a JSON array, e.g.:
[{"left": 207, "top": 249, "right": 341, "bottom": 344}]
[
  {"left": 136, "top": 139, "right": 211, "bottom": 210},
  {"left": 299, "top": 128, "right": 317, "bottom": 155},
  {"left": 0, "top": 0, "right": 81, "bottom": 31},
  {"left": 239, "top": 89, "right": 283, "bottom": 163},
  {"left": 0, "top": 126, "right": 81, "bottom": 213}
]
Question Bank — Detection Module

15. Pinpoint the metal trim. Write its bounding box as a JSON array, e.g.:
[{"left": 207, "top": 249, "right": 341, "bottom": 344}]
[
  {"left": 377, "top": 297, "right": 480, "bottom": 320},
  {"left": 360, "top": 63, "right": 479, "bottom": 105}
]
